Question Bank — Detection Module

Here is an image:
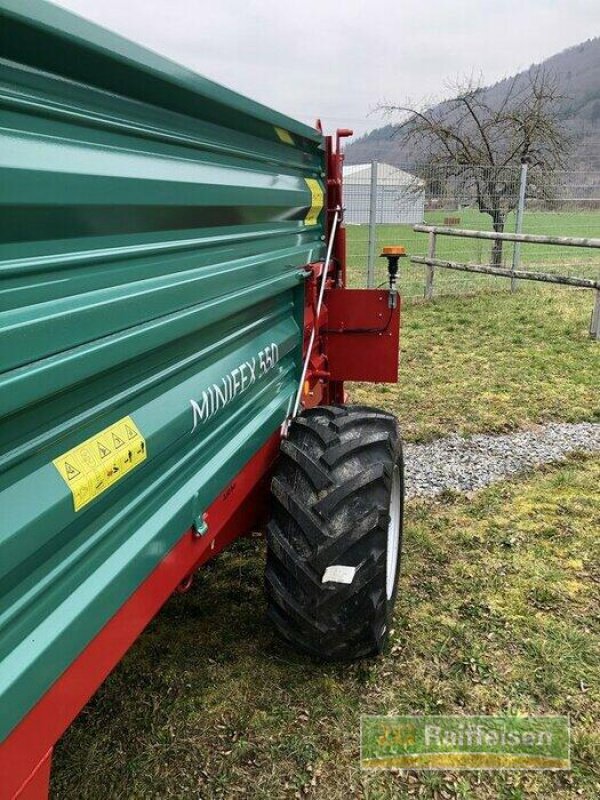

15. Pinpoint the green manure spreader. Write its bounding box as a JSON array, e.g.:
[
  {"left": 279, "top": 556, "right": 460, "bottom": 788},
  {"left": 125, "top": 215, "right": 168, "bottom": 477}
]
[{"left": 0, "top": 2, "right": 404, "bottom": 796}]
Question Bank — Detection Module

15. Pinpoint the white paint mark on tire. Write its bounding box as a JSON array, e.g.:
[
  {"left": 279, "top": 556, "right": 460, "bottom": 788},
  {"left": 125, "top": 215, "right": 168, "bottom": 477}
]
[{"left": 322, "top": 565, "right": 357, "bottom": 585}]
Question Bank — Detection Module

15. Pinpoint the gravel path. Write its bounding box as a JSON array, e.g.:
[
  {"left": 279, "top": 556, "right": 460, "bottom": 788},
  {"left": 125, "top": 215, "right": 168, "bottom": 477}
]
[{"left": 404, "top": 422, "right": 600, "bottom": 499}]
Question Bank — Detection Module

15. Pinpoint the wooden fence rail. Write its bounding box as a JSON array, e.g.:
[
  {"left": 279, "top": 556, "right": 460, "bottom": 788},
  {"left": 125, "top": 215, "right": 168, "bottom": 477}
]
[
  {"left": 413, "top": 225, "right": 600, "bottom": 249},
  {"left": 412, "top": 225, "right": 600, "bottom": 340},
  {"left": 411, "top": 256, "right": 600, "bottom": 290}
]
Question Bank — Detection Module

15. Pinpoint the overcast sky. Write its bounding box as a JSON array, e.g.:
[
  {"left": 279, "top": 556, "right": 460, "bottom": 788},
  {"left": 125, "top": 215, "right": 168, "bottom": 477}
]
[{"left": 54, "top": 0, "right": 599, "bottom": 140}]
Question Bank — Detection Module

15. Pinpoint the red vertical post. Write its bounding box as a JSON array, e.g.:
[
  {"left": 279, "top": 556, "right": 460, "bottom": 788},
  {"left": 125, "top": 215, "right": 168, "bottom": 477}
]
[{"left": 325, "top": 129, "right": 352, "bottom": 403}]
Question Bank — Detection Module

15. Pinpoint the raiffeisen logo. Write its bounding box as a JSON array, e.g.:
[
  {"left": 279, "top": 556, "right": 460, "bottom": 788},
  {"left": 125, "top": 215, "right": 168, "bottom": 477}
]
[
  {"left": 361, "top": 716, "right": 570, "bottom": 771},
  {"left": 190, "top": 343, "right": 279, "bottom": 431}
]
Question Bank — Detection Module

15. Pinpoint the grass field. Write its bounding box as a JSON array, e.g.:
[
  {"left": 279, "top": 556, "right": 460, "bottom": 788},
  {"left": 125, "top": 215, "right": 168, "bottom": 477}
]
[
  {"left": 346, "top": 209, "right": 600, "bottom": 299},
  {"left": 51, "top": 289, "right": 600, "bottom": 799},
  {"left": 352, "top": 288, "right": 600, "bottom": 442}
]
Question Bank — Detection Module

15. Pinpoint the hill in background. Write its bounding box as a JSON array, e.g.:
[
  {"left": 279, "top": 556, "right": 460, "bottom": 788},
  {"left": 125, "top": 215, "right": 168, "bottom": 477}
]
[{"left": 345, "top": 37, "right": 600, "bottom": 170}]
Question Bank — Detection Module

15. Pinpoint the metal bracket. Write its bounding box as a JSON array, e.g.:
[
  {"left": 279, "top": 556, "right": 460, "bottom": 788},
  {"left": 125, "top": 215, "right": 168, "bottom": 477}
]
[
  {"left": 193, "top": 517, "right": 209, "bottom": 537},
  {"left": 192, "top": 492, "right": 209, "bottom": 537}
]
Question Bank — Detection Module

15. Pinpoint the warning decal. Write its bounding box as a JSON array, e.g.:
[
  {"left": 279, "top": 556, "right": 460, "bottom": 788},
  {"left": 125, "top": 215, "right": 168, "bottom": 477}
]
[
  {"left": 304, "top": 178, "right": 324, "bottom": 226},
  {"left": 53, "top": 416, "right": 147, "bottom": 512},
  {"left": 274, "top": 126, "right": 294, "bottom": 145}
]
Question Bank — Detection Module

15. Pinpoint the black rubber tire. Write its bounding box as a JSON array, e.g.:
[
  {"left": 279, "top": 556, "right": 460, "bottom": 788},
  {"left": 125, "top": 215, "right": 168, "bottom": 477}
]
[{"left": 265, "top": 405, "right": 404, "bottom": 661}]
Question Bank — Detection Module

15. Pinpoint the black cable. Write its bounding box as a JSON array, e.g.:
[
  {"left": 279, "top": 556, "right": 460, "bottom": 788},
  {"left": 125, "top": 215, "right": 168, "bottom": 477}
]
[{"left": 322, "top": 303, "right": 395, "bottom": 335}]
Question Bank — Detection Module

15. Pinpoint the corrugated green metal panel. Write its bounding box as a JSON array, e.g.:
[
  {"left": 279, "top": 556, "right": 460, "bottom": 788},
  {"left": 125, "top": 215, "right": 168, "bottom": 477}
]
[
  {"left": 0, "top": 0, "right": 322, "bottom": 145},
  {"left": 0, "top": 0, "right": 325, "bottom": 741}
]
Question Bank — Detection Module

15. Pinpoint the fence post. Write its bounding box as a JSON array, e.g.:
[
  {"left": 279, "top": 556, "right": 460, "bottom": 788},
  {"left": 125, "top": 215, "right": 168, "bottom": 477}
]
[
  {"left": 425, "top": 230, "right": 436, "bottom": 300},
  {"left": 367, "top": 160, "right": 378, "bottom": 288},
  {"left": 592, "top": 289, "right": 600, "bottom": 341},
  {"left": 511, "top": 161, "right": 528, "bottom": 292}
]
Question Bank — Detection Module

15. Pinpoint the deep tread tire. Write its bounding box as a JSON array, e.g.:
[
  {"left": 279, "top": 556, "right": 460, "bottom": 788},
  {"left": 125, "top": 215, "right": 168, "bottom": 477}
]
[{"left": 265, "top": 405, "right": 404, "bottom": 661}]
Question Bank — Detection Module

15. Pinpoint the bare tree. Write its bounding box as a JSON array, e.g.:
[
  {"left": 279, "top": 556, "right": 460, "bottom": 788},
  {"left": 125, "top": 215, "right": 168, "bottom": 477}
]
[{"left": 385, "top": 70, "right": 570, "bottom": 265}]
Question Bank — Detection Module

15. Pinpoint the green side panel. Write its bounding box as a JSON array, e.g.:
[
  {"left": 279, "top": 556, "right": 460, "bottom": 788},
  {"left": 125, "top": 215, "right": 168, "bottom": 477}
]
[{"left": 0, "top": 0, "right": 326, "bottom": 742}]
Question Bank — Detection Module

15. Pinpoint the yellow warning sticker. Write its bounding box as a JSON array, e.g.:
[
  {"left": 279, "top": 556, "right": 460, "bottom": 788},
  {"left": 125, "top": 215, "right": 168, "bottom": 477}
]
[
  {"left": 304, "top": 178, "right": 324, "bottom": 226},
  {"left": 274, "top": 126, "right": 294, "bottom": 145},
  {"left": 53, "top": 416, "right": 147, "bottom": 512}
]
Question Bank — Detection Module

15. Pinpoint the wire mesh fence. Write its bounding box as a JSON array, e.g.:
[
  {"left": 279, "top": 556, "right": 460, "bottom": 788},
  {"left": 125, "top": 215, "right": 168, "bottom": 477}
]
[{"left": 344, "top": 161, "right": 600, "bottom": 300}]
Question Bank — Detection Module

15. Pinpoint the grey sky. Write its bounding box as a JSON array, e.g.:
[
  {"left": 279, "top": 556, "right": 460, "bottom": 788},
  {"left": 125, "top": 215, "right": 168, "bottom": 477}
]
[{"left": 53, "top": 0, "right": 599, "bottom": 140}]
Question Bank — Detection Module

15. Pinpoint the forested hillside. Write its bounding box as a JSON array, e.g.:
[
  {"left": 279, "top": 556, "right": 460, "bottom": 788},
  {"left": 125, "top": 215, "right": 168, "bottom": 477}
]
[{"left": 346, "top": 37, "right": 600, "bottom": 169}]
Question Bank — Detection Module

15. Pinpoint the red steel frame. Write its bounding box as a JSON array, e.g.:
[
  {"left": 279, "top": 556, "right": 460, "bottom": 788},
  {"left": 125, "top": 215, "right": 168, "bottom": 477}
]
[
  {"left": 0, "top": 131, "right": 400, "bottom": 799},
  {"left": 300, "top": 127, "right": 399, "bottom": 408}
]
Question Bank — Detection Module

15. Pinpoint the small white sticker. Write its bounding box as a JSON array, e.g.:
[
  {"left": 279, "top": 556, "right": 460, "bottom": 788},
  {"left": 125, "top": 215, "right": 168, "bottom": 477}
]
[{"left": 322, "top": 565, "right": 357, "bottom": 585}]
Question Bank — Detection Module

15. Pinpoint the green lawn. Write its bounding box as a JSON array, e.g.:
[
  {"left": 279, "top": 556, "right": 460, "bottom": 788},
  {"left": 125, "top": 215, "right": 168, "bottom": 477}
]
[
  {"left": 346, "top": 209, "right": 600, "bottom": 299},
  {"left": 50, "top": 289, "right": 600, "bottom": 799},
  {"left": 352, "top": 288, "right": 600, "bottom": 442}
]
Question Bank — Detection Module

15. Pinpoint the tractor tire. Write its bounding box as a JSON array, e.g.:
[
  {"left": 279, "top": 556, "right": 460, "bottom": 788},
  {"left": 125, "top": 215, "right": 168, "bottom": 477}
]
[{"left": 265, "top": 405, "right": 404, "bottom": 661}]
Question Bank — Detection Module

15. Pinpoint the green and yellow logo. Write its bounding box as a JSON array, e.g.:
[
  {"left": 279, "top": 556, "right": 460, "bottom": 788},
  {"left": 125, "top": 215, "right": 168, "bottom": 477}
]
[{"left": 361, "top": 715, "right": 570, "bottom": 771}]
